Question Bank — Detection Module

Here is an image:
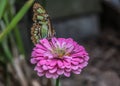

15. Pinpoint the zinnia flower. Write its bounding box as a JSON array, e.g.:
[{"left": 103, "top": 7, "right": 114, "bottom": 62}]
[{"left": 31, "top": 37, "right": 89, "bottom": 79}]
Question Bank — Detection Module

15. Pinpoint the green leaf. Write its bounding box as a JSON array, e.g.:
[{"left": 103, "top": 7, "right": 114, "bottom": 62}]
[
  {"left": 0, "top": 0, "right": 34, "bottom": 42},
  {"left": 0, "top": 0, "right": 8, "bottom": 19}
]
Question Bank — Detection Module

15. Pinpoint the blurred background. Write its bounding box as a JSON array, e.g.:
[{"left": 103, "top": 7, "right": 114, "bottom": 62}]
[{"left": 0, "top": 0, "right": 120, "bottom": 86}]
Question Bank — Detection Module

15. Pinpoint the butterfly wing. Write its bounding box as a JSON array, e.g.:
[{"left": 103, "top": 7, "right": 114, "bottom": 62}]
[{"left": 31, "top": 3, "right": 55, "bottom": 44}]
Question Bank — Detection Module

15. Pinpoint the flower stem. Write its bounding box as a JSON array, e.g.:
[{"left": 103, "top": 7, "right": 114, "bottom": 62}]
[{"left": 56, "top": 77, "right": 60, "bottom": 86}]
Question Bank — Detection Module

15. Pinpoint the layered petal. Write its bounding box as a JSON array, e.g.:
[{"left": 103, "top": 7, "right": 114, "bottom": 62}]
[{"left": 31, "top": 37, "right": 89, "bottom": 79}]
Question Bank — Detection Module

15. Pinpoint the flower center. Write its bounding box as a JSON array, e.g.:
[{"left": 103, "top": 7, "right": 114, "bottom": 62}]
[
  {"left": 51, "top": 47, "right": 66, "bottom": 58},
  {"left": 55, "top": 48, "right": 65, "bottom": 58}
]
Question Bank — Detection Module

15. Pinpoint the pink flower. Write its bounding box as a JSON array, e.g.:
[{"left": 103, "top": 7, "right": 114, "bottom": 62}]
[{"left": 31, "top": 37, "right": 89, "bottom": 79}]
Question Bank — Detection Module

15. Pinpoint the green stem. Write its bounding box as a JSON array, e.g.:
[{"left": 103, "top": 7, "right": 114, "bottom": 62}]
[{"left": 56, "top": 77, "right": 60, "bottom": 86}]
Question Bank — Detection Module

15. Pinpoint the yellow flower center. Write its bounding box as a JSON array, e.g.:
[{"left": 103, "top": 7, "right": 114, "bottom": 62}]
[{"left": 54, "top": 48, "right": 65, "bottom": 58}]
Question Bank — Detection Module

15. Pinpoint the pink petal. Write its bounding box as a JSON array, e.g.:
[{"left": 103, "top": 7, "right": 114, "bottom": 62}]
[
  {"left": 73, "top": 46, "right": 84, "bottom": 52},
  {"left": 34, "top": 66, "right": 38, "bottom": 71},
  {"left": 49, "top": 67, "right": 57, "bottom": 73},
  {"left": 36, "top": 44, "right": 46, "bottom": 50},
  {"left": 44, "top": 52, "right": 53, "bottom": 59},
  {"left": 30, "top": 58, "right": 37, "bottom": 64},
  {"left": 50, "top": 60, "right": 57, "bottom": 66},
  {"left": 37, "top": 72, "right": 44, "bottom": 77},
  {"left": 51, "top": 37, "right": 57, "bottom": 43},
  {"left": 84, "top": 56, "right": 89, "bottom": 61},
  {"left": 72, "top": 58, "right": 80, "bottom": 62},
  {"left": 61, "top": 66, "right": 65, "bottom": 69},
  {"left": 71, "top": 65, "right": 79, "bottom": 70},
  {"left": 64, "top": 58, "right": 71, "bottom": 62},
  {"left": 63, "top": 56, "right": 72, "bottom": 59},
  {"left": 66, "top": 38, "right": 74, "bottom": 44},
  {"left": 64, "top": 72, "right": 70, "bottom": 77},
  {"left": 79, "top": 62, "right": 88, "bottom": 68},
  {"left": 66, "top": 38, "right": 73, "bottom": 43},
  {"left": 45, "top": 72, "right": 52, "bottom": 78},
  {"left": 36, "top": 57, "right": 44, "bottom": 60},
  {"left": 63, "top": 61, "right": 71, "bottom": 68},
  {"left": 79, "top": 58, "right": 84, "bottom": 63},
  {"left": 35, "top": 49, "right": 45, "bottom": 53},
  {"left": 31, "top": 51, "right": 36, "bottom": 57},
  {"left": 40, "top": 60, "right": 46, "bottom": 65},
  {"left": 58, "top": 38, "right": 65, "bottom": 45},
  {"left": 57, "top": 60, "right": 63, "bottom": 67},
  {"left": 61, "top": 42, "right": 66, "bottom": 48},
  {"left": 65, "top": 64, "right": 71, "bottom": 69},
  {"left": 34, "top": 66, "right": 44, "bottom": 72},
  {"left": 40, "top": 39, "right": 52, "bottom": 50},
  {"left": 56, "top": 41, "right": 61, "bottom": 48},
  {"left": 42, "top": 65, "right": 48, "bottom": 70},
  {"left": 32, "top": 53, "right": 43, "bottom": 57},
  {"left": 71, "top": 51, "right": 87, "bottom": 57},
  {"left": 52, "top": 73, "right": 59, "bottom": 79},
  {"left": 48, "top": 66, "right": 54, "bottom": 69},
  {"left": 72, "top": 69, "right": 81, "bottom": 74},
  {"left": 51, "top": 38, "right": 58, "bottom": 48},
  {"left": 66, "top": 45, "right": 74, "bottom": 53},
  {"left": 46, "top": 59, "right": 51, "bottom": 66},
  {"left": 37, "top": 61, "right": 41, "bottom": 66},
  {"left": 57, "top": 69, "right": 64, "bottom": 75},
  {"left": 71, "top": 61, "right": 79, "bottom": 65},
  {"left": 71, "top": 53, "right": 81, "bottom": 57},
  {"left": 65, "top": 68, "right": 71, "bottom": 72}
]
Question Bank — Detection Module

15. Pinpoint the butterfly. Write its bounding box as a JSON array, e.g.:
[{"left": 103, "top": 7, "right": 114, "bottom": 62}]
[{"left": 31, "top": 2, "right": 55, "bottom": 44}]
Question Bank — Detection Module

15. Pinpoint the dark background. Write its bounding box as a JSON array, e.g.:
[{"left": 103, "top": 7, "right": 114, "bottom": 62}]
[{"left": 1, "top": 0, "right": 120, "bottom": 86}]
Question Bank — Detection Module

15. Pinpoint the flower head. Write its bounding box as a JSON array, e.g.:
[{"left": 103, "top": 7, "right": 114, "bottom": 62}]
[{"left": 31, "top": 37, "right": 89, "bottom": 79}]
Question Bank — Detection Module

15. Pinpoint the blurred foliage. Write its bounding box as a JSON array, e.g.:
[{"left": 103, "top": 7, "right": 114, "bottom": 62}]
[
  {"left": 0, "top": 0, "right": 33, "bottom": 85},
  {"left": 0, "top": 0, "right": 33, "bottom": 63}
]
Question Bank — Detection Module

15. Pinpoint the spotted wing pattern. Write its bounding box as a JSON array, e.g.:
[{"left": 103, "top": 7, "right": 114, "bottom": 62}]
[{"left": 31, "top": 3, "right": 55, "bottom": 44}]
